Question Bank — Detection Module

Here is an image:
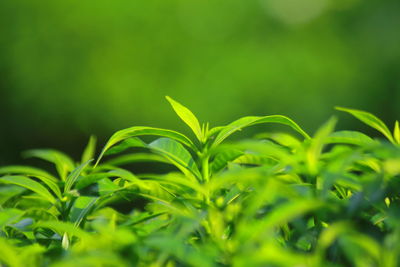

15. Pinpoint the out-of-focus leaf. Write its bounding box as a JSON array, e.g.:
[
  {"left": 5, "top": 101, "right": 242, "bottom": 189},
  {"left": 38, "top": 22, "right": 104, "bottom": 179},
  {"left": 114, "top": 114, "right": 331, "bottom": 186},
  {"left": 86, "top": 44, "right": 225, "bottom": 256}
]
[
  {"left": 327, "top": 130, "right": 376, "bottom": 146},
  {"left": 336, "top": 107, "right": 395, "bottom": 143},
  {"left": 23, "top": 149, "right": 75, "bottom": 181},
  {"left": 211, "top": 149, "right": 244, "bottom": 174},
  {"left": 394, "top": 120, "right": 400, "bottom": 145},
  {"left": 69, "top": 196, "right": 98, "bottom": 227},
  {"left": 64, "top": 159, "right": 93, "bottom": 193},
  {"left": 81, "top": 135, "right": 97, "bottom": 164},
  {"left": 0, "top": 175, "right": 56, "bottom": 204}
]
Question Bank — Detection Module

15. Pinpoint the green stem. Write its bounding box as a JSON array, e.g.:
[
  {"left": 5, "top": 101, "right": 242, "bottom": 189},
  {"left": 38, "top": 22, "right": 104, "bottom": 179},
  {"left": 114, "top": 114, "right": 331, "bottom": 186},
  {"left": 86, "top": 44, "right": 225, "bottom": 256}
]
[{"left": 201, "top": 155, "right": 210, "bottom": 183}]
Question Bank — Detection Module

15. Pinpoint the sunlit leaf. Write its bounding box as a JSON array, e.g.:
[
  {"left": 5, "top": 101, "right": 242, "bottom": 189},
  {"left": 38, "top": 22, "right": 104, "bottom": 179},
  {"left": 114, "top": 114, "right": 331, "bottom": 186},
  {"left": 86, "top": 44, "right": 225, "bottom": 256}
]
[
  {"left": 95, "top": 126, "right": 198, "bottom": 167},
  {"left": 64, "top": 159, "right": 93, "bottom": 193},
  {"left": 149, "top": 138, "right": 201, "bottom": 180},
  {"left": 336, "top": 106, "right": 395, "bottom": 143},
  {"left": 212, "top": 115, "right": 310, "bottom": 148},
  {"left": 23, "top": 149, "right": 75, "bottom": 181},
  {"left": 166, "top": 96, "right": 204, "bottom": 143},
  {"left": 81, "top": 135, "right": 97, "bottom": 164},
  {"left": 0, "top": 175, "right": 57, "bottom": 204}
]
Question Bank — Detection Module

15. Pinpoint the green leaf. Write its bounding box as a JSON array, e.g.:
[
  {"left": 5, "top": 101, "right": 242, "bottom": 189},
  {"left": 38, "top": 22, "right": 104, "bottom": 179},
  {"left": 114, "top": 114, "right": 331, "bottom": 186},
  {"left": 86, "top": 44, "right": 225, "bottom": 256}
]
[
  {"left": 0, "top": 208, "right": 24, "bottom": 229},
  {"left": 69, "top": 196, "right": 98, "bottom": 227},
  {"left": 0, "top": 165, "right": 62, "bottom": 199},
  {"left": 74, "top": 173, "right": 114, "bottom": 190},
  {"left": 23, "top": 149, "right": 75, "bottom": 181},
  {"left": 166, "top": 96, "right": 204, "bottom": 143},
  {"left": 211, "top": 149, "right": 244, "bottom": 174},
  {"left": 149, "top": 138, "right": 201, "bottom": 180},
  {"left": 394, "top": 120, "right": 400, "bottom": 144},
  {"left": 64, "top": 159, "right": 93, "bottom": 193},
  {"left": 35, "top": 221, "right": 90, "bottom": 239},
  {"left": 0, "top": 175, "right": 56, "bottom": 204},
  {"left": 327, "top": 131, "right": 376, "bottom": 146},
  {"left": 102, "top": 153, "right": 169, "bottom": 166},
  {"left": 336, "top": 107, "right": 395, "bottom": 143},
  {"left": 211, "top": 115, "right": 310, "bottom": 149},
  {"left": 105, "top": 137, "right": 146, "bottom": 155},
  {"left": 307, "top": 117, "right": 337, "bottom": 175},
  {"left": 95, "top": 126, "right": 197, "bottom": 167},
  {"left": 0, "top": 165, "right": 57, "bottom": 181},
  {"left": 81, "top": 135, "right": 97, "bottom": 164},
  {"left": 0, "top": 237, "right": 23, "bottom": 267}
]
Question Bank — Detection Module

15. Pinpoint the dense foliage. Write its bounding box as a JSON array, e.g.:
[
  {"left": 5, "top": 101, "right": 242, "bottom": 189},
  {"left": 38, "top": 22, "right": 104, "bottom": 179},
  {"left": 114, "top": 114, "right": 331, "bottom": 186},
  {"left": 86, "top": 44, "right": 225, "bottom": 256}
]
[{"left": 1, "top": 97, "right": 400, "bottom": 267}]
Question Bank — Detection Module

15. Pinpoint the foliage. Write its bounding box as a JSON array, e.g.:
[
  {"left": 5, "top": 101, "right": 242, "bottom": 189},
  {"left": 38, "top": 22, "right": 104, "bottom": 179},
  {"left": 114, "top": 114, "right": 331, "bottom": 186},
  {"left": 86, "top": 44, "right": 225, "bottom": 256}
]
[{"left": 1, "top": 97, "right": 400, "bottom": 267}]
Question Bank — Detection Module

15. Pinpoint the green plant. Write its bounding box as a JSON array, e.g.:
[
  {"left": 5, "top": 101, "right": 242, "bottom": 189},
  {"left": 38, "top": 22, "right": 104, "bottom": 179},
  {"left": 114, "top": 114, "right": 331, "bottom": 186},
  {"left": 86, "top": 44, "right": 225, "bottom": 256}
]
[{"left": 1, "top": 97, "right": 399, "bottom": 267}]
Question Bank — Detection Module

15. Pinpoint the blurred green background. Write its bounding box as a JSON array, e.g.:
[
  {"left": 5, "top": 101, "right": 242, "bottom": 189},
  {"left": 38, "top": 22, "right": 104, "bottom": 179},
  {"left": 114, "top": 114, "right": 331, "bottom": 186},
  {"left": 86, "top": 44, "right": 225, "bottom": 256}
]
[{"left": 1, "top": 0, "right": 399, "bottom": 164}]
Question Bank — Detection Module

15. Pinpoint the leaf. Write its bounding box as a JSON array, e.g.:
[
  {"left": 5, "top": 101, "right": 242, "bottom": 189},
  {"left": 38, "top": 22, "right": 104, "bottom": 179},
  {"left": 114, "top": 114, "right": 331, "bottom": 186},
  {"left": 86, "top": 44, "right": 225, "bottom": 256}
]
[
  {"left": 64, "top": 159, "right": 93, "bottom": 193},
  {"left": 102, "top": 153, "right": 169, "bottom": 166},
  {"left": 81, "top": 135, "right": 97, "bottom": 164},
  {"left": 0, "top": 165, "right": 57, "bottom": 181},
  {"left": 394, "top": 121, "right": 400, "bottom": 145},
  {"left": 327, "top": 131, "right": 376, "bottom": 146},
  {"left": 336, "top": 107, "right": 395, "bottom": 143},
  {"left": 0, "top": 237, "right": 23, "bottom": 267},
  {"left": 211, "top": 149, "right": 244, "bottom": 174},
  {"left": 0, "top": 208, "right": 24, "bottom": 229},
  {"left": 149, "top": 138, "right": 201, "bottom": 179},
  {"left": 95, "top": 126, "right": 198, "bottom": 167},
  {"left": 0, "top": 175, "right": 56, "bottom": 204},
  {"left": 74, "top": 173, "right": 114, "bottom": 190},
  {"left": 23, "top": 149, "right": 75, "bottom": 181},
  {"left": 69, "top": 196, "right": 98, "bottom": 227},
  {"left": 105, "top": 137, "right": 146, "bottom": 155},
  {"left": 206, "top": 126, "right": 224, "bottom": 140},
  {"left": 0, "top": 165, "right": 62, "bottom": 199},
  {"left": 35, "top": 221, "right": 90, "bottom": 239},
  {"left": 307, "top": 117, "right": 337, "bottom": 175},
  {"left": 211, "top": 115, "right": 310, "bottom": 149},
  {"left": 166, "top": 96, "right": 204, "bottom": 143}
]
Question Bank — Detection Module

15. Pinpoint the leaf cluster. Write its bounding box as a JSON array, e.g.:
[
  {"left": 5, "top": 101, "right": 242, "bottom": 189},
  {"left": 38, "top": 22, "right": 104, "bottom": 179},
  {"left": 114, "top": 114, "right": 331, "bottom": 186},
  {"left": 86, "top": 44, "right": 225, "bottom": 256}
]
[{"left": 1, "top": 98, "right": 400, "bottom": 267}]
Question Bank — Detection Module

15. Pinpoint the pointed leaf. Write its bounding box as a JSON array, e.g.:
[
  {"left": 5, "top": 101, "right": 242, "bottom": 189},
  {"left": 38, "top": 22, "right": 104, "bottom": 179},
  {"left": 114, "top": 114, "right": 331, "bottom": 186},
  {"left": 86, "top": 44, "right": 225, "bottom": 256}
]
[
  {"left": 211, "top": 149, "right": 244, "bottom": 174},
  {"left": 149, "top": 138, "right": 201, "bottom": 179},
  {"left": 69, "top": 196, "right": 98, "bottom": 227},
  {"left": 166, "top": 96, "right": 204, "bottom": 142},
  {"left": 212, "top": 115, "right": 310, "bottom": 149},
  {"left": 105, "top": 137, "right": 146, "bottom": 155},
  {"left": 394, "top": 121, "right": 400, "bottom": 144},
  {"left": 0, "top": 165, "right": 57, "bottom": 181},
  {"left": 23, "top": 149, "right": 75, "bottom": 181},
  {"left": 0, "top": 175, "right": 56, "bottom": 204},
  {"left": 64, "top": 159, "right": 93, "bottom": 193},
  {"left": 327, "top": 131, "right": 376, "bottom": 146},
  {"left": 81, "top": 135, "right": 97, "bottom": 164},
  {"left": 336, "top": 107, "right": 395, "bottom": 143},
  {"left": 95, "top": 126, "right": 197, "bottom": 167}
]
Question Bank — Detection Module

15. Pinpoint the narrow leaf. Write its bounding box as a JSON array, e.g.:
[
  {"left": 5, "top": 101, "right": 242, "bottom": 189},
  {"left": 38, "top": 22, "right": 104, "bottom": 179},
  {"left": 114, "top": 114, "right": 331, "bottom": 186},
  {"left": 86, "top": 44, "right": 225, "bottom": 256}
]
[
  {"left": 212, "top": 115, "right": 310, "bottom": 149},
  {"left": 0, "top": 175, "right": 56, "bottom": 204},
  {"left": 336, "top": 107, "right": 395, "bottom": 143},
  {"left": 394, "top": 120, "right": 400, "bottom": 144},
  {"left": 327, "top": 131, "right": 376, "bottom": 146},
  {"left": 23, "top": 149, "right": 75, "bottom": 181},
  {"left": 64, "top": 159, "right": 93, "bottom": 193},
  {"left": 95, "top": 126, "right": 197, "bottom": 167},
  {"left": 149, "top": 138, "right": 201, "bottom": 179},
  {"left": 81, "top": 135, "right": 97, "bottom": 164},
  {"left": 166, "top": 96, "right": 204, "bottom": 142}
]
